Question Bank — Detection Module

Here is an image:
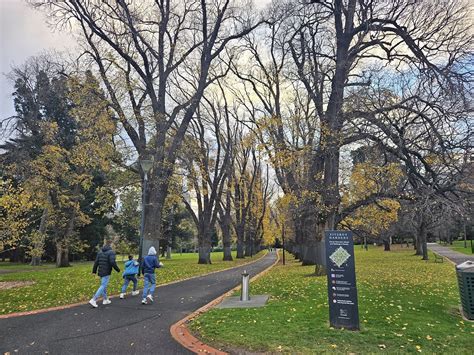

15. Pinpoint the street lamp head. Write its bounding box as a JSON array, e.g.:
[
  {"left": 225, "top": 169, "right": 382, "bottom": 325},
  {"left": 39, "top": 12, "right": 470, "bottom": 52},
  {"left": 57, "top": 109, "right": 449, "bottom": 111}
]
[{"left": 140, "top": 157, "right": 154, "bottom": 174}]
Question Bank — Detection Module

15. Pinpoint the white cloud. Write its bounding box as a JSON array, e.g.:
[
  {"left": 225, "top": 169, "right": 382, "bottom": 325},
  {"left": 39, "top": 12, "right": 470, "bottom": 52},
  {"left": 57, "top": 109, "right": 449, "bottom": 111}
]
[{"left": 0, "top": 0, "right": 75, "bottom": 120}]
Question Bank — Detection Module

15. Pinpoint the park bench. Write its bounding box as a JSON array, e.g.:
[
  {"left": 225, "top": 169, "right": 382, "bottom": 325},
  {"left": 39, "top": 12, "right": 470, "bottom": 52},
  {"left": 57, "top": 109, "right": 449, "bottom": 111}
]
[{"left": 434, "top": 254, "right": 444, "bottom": 263}]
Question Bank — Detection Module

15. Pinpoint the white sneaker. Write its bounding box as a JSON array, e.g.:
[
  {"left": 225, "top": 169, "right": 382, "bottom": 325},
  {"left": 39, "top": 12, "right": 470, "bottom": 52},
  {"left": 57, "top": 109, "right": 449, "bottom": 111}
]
[
  {"left": 146, "top": 295, "right": 154, "bottom": 303},
  {"left": 89, "top": 299, "right": 98, "bottom": 308},
  {"left": 132, "top": 290, "right": 139, "bottom": 296},
  {"left": 119, "top": 293, "right": 125, "bottom": 299},
  {"left": 141, "top": 299, "right": 147, "bottom": 305},
  {"left": 103, "top": 298, "right": 112, "bottom": 305}
]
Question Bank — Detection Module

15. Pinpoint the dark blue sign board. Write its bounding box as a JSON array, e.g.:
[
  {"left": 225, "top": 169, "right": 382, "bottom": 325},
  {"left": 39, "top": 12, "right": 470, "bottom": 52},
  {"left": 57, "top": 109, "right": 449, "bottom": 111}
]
[{"left": 325, "top": 230, "right": 359, "bottom": 330}]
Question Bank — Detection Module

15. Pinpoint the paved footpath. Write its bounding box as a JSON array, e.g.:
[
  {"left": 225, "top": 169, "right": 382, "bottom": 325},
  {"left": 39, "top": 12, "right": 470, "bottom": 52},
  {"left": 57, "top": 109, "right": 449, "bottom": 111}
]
[
  {"left": 427, "top": 243, "right": 473, "bottom": 265},
  {"left": 0, "top": 251, "right": 277, "bottom": 354}
]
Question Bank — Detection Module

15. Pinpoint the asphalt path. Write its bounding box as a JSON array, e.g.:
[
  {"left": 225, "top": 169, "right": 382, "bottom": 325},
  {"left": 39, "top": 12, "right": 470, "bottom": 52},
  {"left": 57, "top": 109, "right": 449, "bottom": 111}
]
[
  {"left": 427, "top": 243, "right": 473, "bottom": 265},
  {"left": 0, "top": 251, "right": 277, "bottom": 354}
]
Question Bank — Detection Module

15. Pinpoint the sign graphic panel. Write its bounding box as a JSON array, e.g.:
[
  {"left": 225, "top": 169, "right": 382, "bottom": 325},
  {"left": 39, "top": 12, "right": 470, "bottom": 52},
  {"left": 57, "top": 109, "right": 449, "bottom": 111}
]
[{"left": 325, "top": 230, "right": 359, "bottom": 330}]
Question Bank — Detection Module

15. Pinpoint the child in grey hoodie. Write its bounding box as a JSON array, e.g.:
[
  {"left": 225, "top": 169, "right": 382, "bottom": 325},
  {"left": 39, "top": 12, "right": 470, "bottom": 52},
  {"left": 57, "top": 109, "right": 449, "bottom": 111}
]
[{"left": 141, "top": 246, "right": 163, "bottom": 304}]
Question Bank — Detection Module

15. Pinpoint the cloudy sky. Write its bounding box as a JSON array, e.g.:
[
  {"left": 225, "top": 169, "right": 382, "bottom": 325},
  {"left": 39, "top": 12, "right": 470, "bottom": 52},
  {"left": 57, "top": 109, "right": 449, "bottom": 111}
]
[
  {"left": 0, "top": 0, "right": 75, "bottom": 121},
  {"left": 0, "top": 0, "right": 271, "bottom": 124}
]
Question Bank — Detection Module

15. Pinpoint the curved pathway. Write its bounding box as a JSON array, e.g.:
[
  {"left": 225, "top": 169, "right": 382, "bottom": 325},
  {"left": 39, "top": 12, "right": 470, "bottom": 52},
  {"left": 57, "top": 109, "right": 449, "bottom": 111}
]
[
  {"left": 0, "top": 251, "right": 277, "bottom": 354},
  {"left": 427, "top": 243, "right": 473, "bottom": 265}
]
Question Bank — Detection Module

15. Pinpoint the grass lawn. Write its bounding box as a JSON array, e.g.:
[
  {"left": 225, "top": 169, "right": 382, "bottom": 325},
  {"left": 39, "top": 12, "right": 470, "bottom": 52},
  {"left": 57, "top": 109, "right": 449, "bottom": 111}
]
[
  {"left": 190, "top": 246, "right": 473, "bottom": 354},
  {"left": 0, "top": 250, "right": 265, "bottom": 315},
  {"left": 441, "top": 240, "right": 474, "bottom": 255},
  {"left": 0, "top": 262, "right": 57, "bottom": 272}
]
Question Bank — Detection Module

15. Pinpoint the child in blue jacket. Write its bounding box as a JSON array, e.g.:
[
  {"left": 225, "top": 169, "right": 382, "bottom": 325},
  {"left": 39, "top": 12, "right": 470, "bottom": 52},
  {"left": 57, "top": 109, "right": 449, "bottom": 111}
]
[
  {"left": 119, "top": 255, "right": 140, "bottom": 299},
  {"left": 141, "top": 246, "right": 163, "bottom": 304}
]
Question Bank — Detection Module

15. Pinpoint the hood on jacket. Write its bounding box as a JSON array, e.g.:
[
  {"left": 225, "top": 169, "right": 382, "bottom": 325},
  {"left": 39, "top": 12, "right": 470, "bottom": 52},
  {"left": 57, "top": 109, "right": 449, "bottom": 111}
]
[
  {"left": 148, "top": 246, "right": 157, "bottom": 255},
  {"left": 102, "top": 244, "right": 112, "bottom": 252}
]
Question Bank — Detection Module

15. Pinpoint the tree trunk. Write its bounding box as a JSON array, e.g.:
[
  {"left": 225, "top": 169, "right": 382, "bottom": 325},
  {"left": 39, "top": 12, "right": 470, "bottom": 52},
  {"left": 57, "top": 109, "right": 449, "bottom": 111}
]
[
  {"left": 383, "top": 239, "right": 391, "bottom": 251},
  {"left": 10, "top": 248, "right": 21, "bottom": 263},
  {"left": 306, "top": 218, "right": 328, "bottom": 274},
  {"left": 31, "top": 207, "right": 48, "bottom": 266},
  {"left": 292, "top": 207, "right": 305, "bottom": 261},
  {"left": 30, "top": 256, "right": 41, "bottom": 267},
  {"left": 198, "top": 238, "right": 211, "bottom": 264},
  {"left": 55, "top": 202, "right": 77, "bottom": 268},
  {"left": 313, "top": 222, "right": 327, "bottom": 275},
  {"left": 221, "top": 219, "right": 233, "bottom": 260},
  {"left": 292, "top": 244, "right": 301, "bottom": 260},
  {"left": 221, "top": 205, "right": 233, "bottom": 261},
  {"left": 56, "top": 242, "right": 70, "bottom": 267},
  {"left": 142, "top": 177, "right": 166, "bottom": 257},
  {"left": 236, "top": 240, "right": 245, "bottom": 258},
  {"left": 197, "top": 225, "right": 212, "bottom": 264},
  {"left": 245, "top": 236, "right": 252, "bottom": 257},
  {"left": 420, "top": 225, "right": 428, "bottom": 260},
  {"left": 314, "top": 264, "right": 326, "bottom": 276},
  {"left": 414, "top": 235, "right": 422, "bottom": 255},
  {"left": 198, "top": 246, "right": 211, "bottom": 264},
  {"left": 235, "top": 223, "right": 245, "bottom": 258},
  {"left": 223, "top": 245, "right": 233, "bottom": 261},
  {"left": 308, "top": 11, "right": 353, "bottom": 275},
  {"left": 30, "top": 254, "right": 41, "bottom": 267},
  {"left": 301, "top": 207, "right": 319, "bottom": 265},
  {"left": 221, "top": 216, "right": 233, "bottom": 261},
  {"left": 302, "top": 242, "right": 317, "bottom": 265},
  {"left": 302, "top": 249, "right": 318, "bottom": 265},
  {"left": 221, "top": 178, "right": 233, "bottom": 261}
]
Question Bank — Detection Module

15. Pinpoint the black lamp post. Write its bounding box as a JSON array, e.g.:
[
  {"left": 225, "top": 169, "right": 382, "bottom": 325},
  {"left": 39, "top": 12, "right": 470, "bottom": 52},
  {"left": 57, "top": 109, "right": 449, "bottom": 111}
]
[
  {"left": 138, "top": 157, "right": 153, "bottom": 267},
  {"left": 282, "top": 224, "right": 286, "bottom": 265},
  {"left": 166, "top": 205, "right": 174, "bottom": 259},
  {"left": 467, "top": 216, "right": 473, "bottom": 254}
]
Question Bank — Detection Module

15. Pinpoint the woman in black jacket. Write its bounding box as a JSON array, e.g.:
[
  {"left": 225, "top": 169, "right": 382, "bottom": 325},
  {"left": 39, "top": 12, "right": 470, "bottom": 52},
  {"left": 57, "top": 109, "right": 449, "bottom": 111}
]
[{"left": 89, "top": 244, "right": 120, "bottom": 308}]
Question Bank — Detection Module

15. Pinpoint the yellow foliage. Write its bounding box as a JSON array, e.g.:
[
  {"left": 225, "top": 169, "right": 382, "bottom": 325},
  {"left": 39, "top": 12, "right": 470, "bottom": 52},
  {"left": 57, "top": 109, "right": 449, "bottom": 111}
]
[
  {"left": 341, "top": 162, "right": 403, "bottom": 235},
  {"left": 2, "top": 72, "right": 117, "bottom": 251},
  {"left": 344, "top": 199, "right": 400, "bottom": 235},
  {"left": 0, "top": 181, "right": 37, "bottom": 249},
  {"left": 343, "top": 162, "right": 403, "bottom": 203}
]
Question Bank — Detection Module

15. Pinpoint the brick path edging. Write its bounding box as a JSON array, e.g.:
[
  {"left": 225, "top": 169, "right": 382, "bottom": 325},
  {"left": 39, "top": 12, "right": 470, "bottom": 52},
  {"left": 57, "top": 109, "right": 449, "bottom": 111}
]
[
  {"left": 0, "top": 252, "right": 268, "bottom": 319},
  {"left": 170, "top": 250, "right": 280, "bottom": 354}
]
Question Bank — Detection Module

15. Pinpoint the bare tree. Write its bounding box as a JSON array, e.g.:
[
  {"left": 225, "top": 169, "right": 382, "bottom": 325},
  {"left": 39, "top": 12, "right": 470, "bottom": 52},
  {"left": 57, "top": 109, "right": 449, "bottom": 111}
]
[
  {"left": 245, "top": 163, "right": 271, "bottom": 256},
  {"left": 235, "top": 0, "right": 473, "bottom": 273},
  {"left": 232, "top": 132, "right": 260, "bottom": 258},
  {"left": 229, "top": 12, "right": 323, "bottom": 263},
  {"left": 32, "top": 0, "right": 264, "bottom": 255},
  {"left": 180, "top": 89, "right": 232, "bottom": 264},
  {"left": 218, "top": 180, "right": 234, "bottom": 261}
]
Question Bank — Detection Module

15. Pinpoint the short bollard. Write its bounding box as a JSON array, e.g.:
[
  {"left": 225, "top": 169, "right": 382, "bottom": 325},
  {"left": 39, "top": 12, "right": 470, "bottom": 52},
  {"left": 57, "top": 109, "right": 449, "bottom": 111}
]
[{"left": 241, "top": 270, "right": 250, "bottom": 301}]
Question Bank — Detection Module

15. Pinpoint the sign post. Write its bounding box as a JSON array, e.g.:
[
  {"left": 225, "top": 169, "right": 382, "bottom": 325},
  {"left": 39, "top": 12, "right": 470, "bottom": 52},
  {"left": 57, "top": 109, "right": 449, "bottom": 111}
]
[{"left": 325, "top": 230, "right": 360, "bottom": 330}]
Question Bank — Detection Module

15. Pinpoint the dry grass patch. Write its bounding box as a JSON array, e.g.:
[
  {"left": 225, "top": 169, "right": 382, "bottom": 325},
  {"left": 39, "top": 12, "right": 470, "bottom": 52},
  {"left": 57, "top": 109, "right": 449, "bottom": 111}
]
[{"left": 0, "top": 281, "right": 35, "bottom": 290}]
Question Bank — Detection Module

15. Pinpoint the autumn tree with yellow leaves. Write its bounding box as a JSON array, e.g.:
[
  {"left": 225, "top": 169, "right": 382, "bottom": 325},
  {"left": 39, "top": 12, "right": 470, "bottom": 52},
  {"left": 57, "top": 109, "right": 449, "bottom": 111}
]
[
  {"left": 1, "top": 60, "right": 116, "bottom": 266},
  {"left": 340, "top": 146, "right": 404, "bottom": 250},
  {"left": 229, "top": 0, "right": 472, "bottom": 273}
]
